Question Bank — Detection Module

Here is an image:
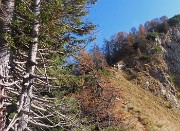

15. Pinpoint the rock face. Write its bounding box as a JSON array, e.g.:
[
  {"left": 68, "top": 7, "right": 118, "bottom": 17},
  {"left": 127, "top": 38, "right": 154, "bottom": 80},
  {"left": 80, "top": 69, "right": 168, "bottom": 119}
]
[
  {"left": 131, "top": 25, "right": 180, "bottom": 108},
  {"left": 150, "top": 25, "right": 180, "bottom": 108},
  {"left": 119, "top": 21, "right": 180, "bottom": 108},
  {"left": 162, "top": 25, "right": 180, "bottom": 88}
]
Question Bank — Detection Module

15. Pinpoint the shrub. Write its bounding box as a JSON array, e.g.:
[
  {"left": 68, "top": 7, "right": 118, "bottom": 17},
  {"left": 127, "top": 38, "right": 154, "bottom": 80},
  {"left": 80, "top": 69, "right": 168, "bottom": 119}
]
[
  {"left": 151, "top": 45, "right": 162, "bottom": 54},
  {"left": 139, "top": 54, "right": 151, "bottom": 60},
  {"left": 166, "top": 102, "right": 173, "bottom": 109},
  {"left": 168, "top": 72, "right": 175, "bottom": 85},
  {"left": 146, "top": 32, "right": 159, "bottom": 40}
]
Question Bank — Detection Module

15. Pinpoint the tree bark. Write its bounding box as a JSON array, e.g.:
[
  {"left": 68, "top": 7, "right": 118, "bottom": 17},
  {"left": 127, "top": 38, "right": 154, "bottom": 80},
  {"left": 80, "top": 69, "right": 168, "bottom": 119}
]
[
  {"left": 0, "top": 0, "right": 15, "bottom": 130},
  {"left": 17, "top": 0, "right": 40, "bottom": 130}
]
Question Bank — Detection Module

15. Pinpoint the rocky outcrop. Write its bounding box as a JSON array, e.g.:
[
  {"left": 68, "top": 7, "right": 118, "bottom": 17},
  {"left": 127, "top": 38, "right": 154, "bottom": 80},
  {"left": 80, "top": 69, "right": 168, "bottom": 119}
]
[
  {"left": 153, "top": 25, "right": 180, "bottom": 107},
  {"left": 162, "top": 25, "right": 180, "bottom": 87},
  {"left": 124, "top": 25, "right": 180, "bottom": 108}
]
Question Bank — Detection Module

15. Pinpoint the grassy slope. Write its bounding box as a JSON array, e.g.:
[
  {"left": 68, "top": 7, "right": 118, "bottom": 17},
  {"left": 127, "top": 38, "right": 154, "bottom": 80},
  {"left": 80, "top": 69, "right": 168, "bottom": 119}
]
[{"left": 110, "top": 69, "right": 180, "bottom": 131}]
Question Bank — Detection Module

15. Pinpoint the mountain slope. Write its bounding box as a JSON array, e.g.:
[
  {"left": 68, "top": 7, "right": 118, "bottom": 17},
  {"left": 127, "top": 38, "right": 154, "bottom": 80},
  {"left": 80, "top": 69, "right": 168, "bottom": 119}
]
[{"left": 110, "top": 69, "right": 180, "bottom": 131}]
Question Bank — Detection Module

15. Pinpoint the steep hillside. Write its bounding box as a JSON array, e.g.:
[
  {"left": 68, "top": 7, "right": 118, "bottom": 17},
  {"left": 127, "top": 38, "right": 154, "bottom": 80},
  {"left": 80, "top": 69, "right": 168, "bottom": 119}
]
[
  {"left": 78, "top": 15, "right": 180, "bottom": 130},
  {"left": 103, "top": 15, "right": 180, "bottom": 110},
  {"left": 110, "top": 69, "right": 180, "bottom": 131}
]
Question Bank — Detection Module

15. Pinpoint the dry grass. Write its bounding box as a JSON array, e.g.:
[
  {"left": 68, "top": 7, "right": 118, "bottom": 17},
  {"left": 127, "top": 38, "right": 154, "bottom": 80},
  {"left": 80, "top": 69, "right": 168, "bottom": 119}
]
[{"left": 110, "top": 69, "right": 180, "bottom": 131}]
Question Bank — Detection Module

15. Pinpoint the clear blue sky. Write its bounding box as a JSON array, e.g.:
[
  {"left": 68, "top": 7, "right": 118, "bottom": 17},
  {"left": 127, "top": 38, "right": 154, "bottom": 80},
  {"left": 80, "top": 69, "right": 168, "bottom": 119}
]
[{"left": 88, "top": 0, "right": 180, "bottom": 47}]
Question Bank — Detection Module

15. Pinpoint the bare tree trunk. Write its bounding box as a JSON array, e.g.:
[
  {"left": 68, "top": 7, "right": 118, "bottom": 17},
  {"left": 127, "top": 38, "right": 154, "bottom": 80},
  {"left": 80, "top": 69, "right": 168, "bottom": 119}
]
[
  {"left": 0, "top": 0, "right": 15, "bottom": 130},
  {"left": 17, "top": 0, "right": 40, "bottom": 130}
]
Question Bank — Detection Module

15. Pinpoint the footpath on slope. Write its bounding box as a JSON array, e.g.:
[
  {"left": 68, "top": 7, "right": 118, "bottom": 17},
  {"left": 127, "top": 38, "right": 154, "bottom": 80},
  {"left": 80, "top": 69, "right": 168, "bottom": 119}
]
[{"left": 110, "top": 69, "right": 180, "bottom": 131}]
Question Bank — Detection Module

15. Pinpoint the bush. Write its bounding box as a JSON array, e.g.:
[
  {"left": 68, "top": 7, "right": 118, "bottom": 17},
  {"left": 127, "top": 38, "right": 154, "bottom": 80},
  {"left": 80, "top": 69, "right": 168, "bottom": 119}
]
[
  {"left": 146, "top": 32, "right": 159, "bottom": 40},
  {"left": 151, "top": 45, "right": 162, "bottom": 54},
  {"left": 139, "top": 54, "right": 151, "bottom": 60},
  {"left": 166, "top": 102, "right": 173, "bottom": 109},
  {"left": 168, "top": 72, "right": 175, "bottom": 85}
]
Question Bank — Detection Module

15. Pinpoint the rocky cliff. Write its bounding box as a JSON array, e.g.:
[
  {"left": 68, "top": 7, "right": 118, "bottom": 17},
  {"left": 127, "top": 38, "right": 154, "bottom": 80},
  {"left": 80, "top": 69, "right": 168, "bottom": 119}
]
[
  {"left": 118, "top": 22, "right": 180, "bottom": 108},
  {"left": 163, "top": 24, "right": 180, "bottom": 87}
]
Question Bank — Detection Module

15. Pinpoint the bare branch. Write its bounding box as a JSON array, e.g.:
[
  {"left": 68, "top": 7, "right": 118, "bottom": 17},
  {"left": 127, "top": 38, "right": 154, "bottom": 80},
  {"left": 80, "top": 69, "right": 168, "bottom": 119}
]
[
  {"left": 32, "top": 95, "right": 55, "bottom": 103},
  {"left": 31, "top": 103, "right": 46, "bottom": 112},
  {"left": 29, "top": 120, "right": 56, "bottom": 128},
  {"left": 0, "top": 80, "right": 18, "bottom": 86},
  {"left": 6, "top": 117, "right": 19, "bottom": 131},
  {"left": 14, "top": 61, "right": 26, "bottom": 64},
  {"left": 0, "top": 94, "right": 11, "bottom": 99},
  {"left": 38, "top": 50, "right": 49, "bottom": 91},
  {"left": 31, "top": 74, "right": 57, "bottom": 80}
]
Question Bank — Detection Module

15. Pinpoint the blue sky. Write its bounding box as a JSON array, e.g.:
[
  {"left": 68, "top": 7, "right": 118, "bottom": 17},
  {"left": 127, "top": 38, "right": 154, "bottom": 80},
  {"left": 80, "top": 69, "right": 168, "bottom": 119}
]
[{"left": 88, "top": 0, "right": 180, "bottom": 47}]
